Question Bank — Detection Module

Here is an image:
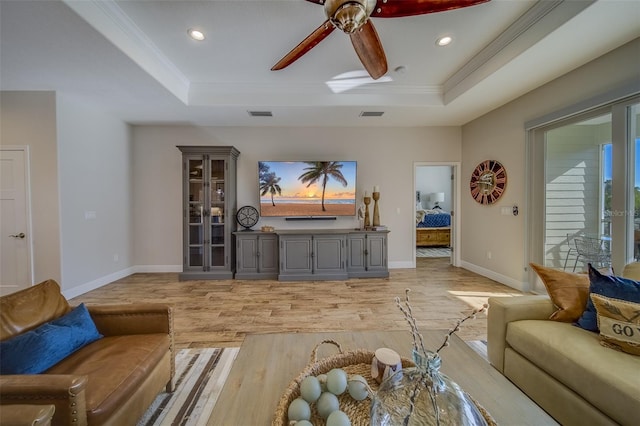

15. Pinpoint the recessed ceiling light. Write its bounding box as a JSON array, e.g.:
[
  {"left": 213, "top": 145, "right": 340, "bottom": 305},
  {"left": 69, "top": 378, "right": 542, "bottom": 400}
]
[
  {"left": 436, "top": 36, "right": 453, "bottom": 47},
  {"left": 188, "top": 29, "right": 205, "bottom": 41}
]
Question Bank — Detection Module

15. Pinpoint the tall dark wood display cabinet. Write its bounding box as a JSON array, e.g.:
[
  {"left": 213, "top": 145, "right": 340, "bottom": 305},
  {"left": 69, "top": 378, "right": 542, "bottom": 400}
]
[{"left": 177, "top": 146, "right": 239, "bottom": 280}]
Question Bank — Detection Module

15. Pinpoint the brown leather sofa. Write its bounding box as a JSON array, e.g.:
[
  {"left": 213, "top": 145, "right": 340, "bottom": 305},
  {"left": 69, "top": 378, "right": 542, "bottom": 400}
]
[
  {"left": 0, "top": 279, "right": 174, "bottom": 425},
  {"left": 1, "top": 404, "right": 55, "bottom": 425}
]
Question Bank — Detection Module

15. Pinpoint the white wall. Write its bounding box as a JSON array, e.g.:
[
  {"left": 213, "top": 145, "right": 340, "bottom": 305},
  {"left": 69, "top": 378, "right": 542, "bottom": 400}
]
[
  {"left": 56, "top": 94, "right": 133, "bottom": 295},
  {"left": 415, "top": 166, "right": 452, "bottom": 211},
  {"left": 132, "top": 126, "right": 462, "bottom": 269},
  {"left": 0, "top": 91, "right": 62, "bottom": 284},
  {"left": 461, "top": 37, "right": 640, "bottom": 291}
]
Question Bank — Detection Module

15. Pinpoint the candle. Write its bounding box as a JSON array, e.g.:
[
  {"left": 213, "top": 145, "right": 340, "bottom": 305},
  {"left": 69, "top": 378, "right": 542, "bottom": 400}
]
[
  {"left": 373, "top": 186, "right": 379, "bottom": 193},
  {"left": 365, "top": 191, "right": 369, "bottom": 197}
]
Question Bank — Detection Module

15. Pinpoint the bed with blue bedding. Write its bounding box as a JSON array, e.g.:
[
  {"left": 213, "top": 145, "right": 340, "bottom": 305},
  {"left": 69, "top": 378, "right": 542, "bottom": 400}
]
[
  {"left": 416, "top": 210, "right": 451, "bottom": 247},
  {"left": 417, "top": 211, "right": 451, "bottom": 228}
]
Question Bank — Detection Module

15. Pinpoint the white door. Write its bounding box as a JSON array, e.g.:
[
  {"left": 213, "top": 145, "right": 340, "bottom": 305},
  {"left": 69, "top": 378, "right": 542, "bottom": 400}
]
[{"left": 1, "top": 148, "right": 32, "bottom": 295}]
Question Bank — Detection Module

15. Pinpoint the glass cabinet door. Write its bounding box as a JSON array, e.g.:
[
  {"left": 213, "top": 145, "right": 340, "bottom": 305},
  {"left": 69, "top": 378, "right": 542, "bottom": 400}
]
[
  {"left": 188, "top": 159, "right": 204, "bottom": 267},
  {"left": 179, "top": 145, "right": 238, "bottom": 280},
  {"left": 209, "top": 158, "right": 225, "bottom": 267}
]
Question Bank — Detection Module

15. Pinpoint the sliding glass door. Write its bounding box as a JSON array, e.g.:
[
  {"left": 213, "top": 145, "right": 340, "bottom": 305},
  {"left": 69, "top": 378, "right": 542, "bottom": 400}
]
[
  {"left": 529, "top": 95, "right": 639, "bottom": 277},
  {"left": 632, "top": 103, "right": 638, "bottom": 260},
  {"left": 625, "top": 103, "right": 639, "bottom": 261},
  {"left": 544, "top": 112, "right": 612, "bottom": 272}
]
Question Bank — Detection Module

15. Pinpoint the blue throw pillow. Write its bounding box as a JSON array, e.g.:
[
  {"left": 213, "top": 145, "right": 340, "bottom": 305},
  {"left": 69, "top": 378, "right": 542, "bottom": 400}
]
[
  {"left": 575, "top": 265, "right": 640, "bottom": 331},
  {"left": 0, "top": 303, "right": 103, "bottom": 374}
]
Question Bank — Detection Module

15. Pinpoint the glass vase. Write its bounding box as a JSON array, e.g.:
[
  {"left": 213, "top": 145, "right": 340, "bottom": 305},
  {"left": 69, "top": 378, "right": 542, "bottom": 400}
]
[{"left": 370, "top": 349, "right": 487, "bottom": 426}]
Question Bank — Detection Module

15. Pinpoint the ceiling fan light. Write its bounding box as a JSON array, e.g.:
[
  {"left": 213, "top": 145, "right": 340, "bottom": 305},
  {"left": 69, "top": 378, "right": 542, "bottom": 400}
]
[
  {"left": 331, "top": 3, "right": 368, "bottom": 33},
  {"left": 436, "top": 36, "right": 453, "bottom": 47},
  {"left": 188, "top": 29, "right": 205, "bottom": 41}
]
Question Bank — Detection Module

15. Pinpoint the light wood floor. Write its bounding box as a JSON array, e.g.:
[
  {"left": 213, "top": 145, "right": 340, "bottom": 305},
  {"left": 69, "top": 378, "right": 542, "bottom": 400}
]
[{"left": 70, "top": 258, "right": 525, "bottom": 349}]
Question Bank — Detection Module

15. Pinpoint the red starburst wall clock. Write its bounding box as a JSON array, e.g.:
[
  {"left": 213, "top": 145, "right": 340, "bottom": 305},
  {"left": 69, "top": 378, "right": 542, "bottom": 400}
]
[{"left": 470, "top": 160, "right": 507, "bottom": 205}]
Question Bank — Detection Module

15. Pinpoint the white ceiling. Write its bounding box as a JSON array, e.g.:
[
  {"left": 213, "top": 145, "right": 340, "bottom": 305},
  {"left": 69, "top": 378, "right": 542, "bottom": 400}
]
[{"left": 1, "top": 0, "right": 639, "bottom": 127}]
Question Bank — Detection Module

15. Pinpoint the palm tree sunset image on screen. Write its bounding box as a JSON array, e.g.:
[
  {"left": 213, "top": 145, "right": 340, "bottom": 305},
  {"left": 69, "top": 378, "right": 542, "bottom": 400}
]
[
  {"left": 299, "top": 162, "right": 348, "bottom": 212},
  {"left": 259, "top": 162, "right": 282, "bottom": 206},
  {"left": 258, "top": 161, "right": 357, "bottom": 217}
]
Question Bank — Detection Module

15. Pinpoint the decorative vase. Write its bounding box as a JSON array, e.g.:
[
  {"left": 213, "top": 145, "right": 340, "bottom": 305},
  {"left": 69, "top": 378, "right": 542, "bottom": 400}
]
[
  {"left": 370, "top": 349, "right": 487, "bottom": 426},
  {"left": 372, "top": 191, "right": 380, "bottom": 226},
  {"left": 364, "top": 196, "right": 371, "bottom": 228}
]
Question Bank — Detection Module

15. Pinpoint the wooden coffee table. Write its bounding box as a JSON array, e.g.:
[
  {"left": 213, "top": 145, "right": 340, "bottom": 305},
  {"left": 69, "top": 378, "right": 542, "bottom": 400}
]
[{"left": 208, "top": 330, "right": 557, "bottom": 425}]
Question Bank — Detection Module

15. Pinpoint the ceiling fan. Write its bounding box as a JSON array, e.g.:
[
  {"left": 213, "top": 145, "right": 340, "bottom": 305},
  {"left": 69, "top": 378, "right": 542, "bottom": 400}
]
[{"left": 271, "top": 0, "right": 490, "bottom": 80}]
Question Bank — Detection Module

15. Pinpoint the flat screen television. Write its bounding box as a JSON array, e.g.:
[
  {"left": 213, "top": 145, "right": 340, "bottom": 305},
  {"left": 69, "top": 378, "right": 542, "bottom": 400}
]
[{"left": 259, "top": 161, "right": 357, "bottom": 217}]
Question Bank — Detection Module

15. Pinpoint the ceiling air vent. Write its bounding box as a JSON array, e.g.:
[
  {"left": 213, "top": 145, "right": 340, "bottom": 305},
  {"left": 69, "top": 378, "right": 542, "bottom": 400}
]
[
  {"left": 359, "top": 111, "right": 384, "bottom": 117},
  {"left": 248, "top": 111, "right": 273, "bottom": 117}
]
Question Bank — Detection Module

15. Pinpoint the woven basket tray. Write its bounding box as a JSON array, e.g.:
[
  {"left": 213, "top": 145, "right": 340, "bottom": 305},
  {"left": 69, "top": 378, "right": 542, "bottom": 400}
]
[{"left": 272, "top": 340, "right": 496, "bottom": 426}]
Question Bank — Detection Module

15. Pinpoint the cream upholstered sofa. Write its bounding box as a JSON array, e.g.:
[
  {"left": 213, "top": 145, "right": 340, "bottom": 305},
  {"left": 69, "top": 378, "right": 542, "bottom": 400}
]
[
  {"left": 487, "top": 264, "right": 640, "bottom": 426},
  {"left": 0, "top": 279, "right": 174, "bottom": 425}
]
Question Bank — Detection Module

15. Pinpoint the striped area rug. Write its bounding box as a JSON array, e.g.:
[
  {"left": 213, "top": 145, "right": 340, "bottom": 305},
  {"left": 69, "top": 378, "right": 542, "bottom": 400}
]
[
  {"left": 467, "top": 340, "right": 488, "bottom": 362},
  {"left": 138, "top": 347, "right": 239, "bottom": 426},
  {"left": 416, "top": 247, "right": 451, "bottom": 258}
]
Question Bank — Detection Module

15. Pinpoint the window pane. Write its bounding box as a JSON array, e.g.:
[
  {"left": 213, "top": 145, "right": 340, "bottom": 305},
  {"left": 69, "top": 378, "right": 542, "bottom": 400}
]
[
  {"left": 603, "top": 143, "right": 612, "bottom": 238},
  {"left": 544, "top": 113, "right": 612, "bottom": 271},
  {"left": 632, "top": 104, "right": 640, "bottom": 259}
]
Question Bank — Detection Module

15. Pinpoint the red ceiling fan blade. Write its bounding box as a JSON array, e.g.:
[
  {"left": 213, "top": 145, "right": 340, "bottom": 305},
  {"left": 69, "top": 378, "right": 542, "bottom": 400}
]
[
  {"left": 271, "top": 19, "right": 335, "bottom": 71},
  {"left": 350, "top": 20, "right": 387, "bottom": 80},
  {"left": 372, "top": 0, "right": 490, "bottom": 18}
]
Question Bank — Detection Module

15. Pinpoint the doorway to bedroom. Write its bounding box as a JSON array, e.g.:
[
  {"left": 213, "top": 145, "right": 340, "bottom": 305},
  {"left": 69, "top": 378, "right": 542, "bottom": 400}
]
[{"left": 414, "top": 163, "right": 458, "bottom": 266}]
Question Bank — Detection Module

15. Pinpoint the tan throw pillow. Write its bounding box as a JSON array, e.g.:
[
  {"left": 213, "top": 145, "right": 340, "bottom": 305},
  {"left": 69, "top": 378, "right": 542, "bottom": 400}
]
[
  {"left": 622, "top": 262, "right": 640, "bottom": 280},
  {"left": 591, "top": 293, "right": 640, "bottom": 355},
  {"left": 529, "top": 263, "right": 590, "bottom": 322}
]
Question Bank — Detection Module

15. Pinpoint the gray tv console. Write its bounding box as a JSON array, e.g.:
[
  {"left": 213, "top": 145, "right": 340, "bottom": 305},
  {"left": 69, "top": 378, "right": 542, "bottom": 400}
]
[{"left": 234, "top": 229, "right": 389, "bottom": 281}]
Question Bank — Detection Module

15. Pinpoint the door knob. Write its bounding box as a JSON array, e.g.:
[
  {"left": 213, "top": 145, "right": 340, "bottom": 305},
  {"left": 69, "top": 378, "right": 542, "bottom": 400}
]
[{"left": 10, "top": 232, "right": 25, "bottom": 239}]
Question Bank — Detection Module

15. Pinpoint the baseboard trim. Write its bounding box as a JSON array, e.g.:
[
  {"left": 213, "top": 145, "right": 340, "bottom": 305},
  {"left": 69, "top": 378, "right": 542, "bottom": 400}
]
[
  {"left": 63, "top": 265, "right": 182, "bottom": 299},
  {"left": 134, "top": 265, "right": 183, "bottom": 273},
  {"left": 459, "top": 261, "right": 529, "bottom": 292},
  {"left": 389, "top": 261, "right": 414, "bottom": 269},
  {"left": 62, "top": 266, "right": 136, "bottom": 299},
  {"left": 64, "top": 262, "right": 528, "bottom": 299}
]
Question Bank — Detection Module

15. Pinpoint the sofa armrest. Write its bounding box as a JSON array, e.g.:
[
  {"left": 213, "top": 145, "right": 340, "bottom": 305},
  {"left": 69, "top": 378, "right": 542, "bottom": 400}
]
[
  {"left": 87, "top": 304, "right": 176, "bottom": 392},
  {"left": 87, "top": 304, "right": 173, "bottom": 336},
  {"left": 487, "top": 296, "right": 555, "bottom": 373},
  {"left": 0, "top": 375, "right": 88, "bottom": 426},
  {"left": 0, "top": 404, "right": 55, "bottom": 426}
]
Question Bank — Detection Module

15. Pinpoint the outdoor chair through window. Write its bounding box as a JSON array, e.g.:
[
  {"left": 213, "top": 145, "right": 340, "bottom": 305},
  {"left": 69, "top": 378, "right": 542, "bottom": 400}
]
[
  {"left": 572, "top": 235, "right": 611, "bottom": 272},
  {"left": 563, "top": 233, "right": 577, "bottom": 271}
]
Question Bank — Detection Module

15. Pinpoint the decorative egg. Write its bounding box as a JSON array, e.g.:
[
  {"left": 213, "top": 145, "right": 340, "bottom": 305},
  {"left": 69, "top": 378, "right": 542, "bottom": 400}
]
[
  {"left": 347, "top": 375, "right": 369, "bottom": 401},
  {"left": 287, "top": 398, "right": 311, "bottom": 422},
  {"left": 327, "top": 410, "right": 352, "bottom": 426},
  {"left": 317, "top": 392, "right": 340, "bottom": 419},
  {"left": 300, "top": 376, "right": 322, "bottom": 403},
  {"left": 317, "top": 373, "right": 328, "bottom": 391},
  {"left": 326, "top": 368, "right": 348, "bottom": 395}
]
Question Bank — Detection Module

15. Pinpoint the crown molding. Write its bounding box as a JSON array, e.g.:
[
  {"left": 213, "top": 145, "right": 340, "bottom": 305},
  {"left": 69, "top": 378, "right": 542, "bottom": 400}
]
[
  {"left": 443, "top": 0, "right": 595, "bottom": 104},
  {"left": 62, "top": 0, "right": 190, "bottom": 104},
  {"left": 188, "top": 82, "right": 443, "bottom": 107}
]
